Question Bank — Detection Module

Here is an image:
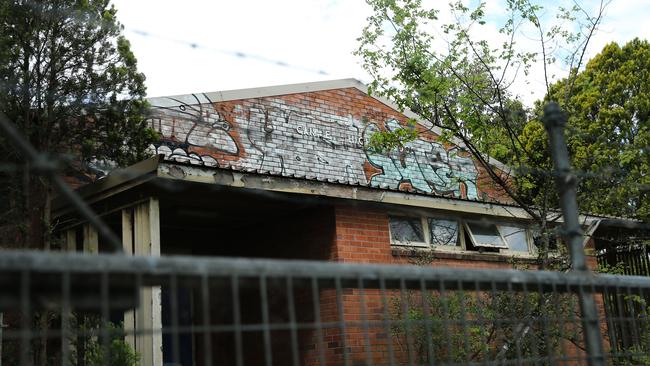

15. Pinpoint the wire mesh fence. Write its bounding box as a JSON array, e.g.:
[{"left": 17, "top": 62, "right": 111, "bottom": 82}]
[{"left": 0, "top": 250, "right": 649, "bottom": 366}]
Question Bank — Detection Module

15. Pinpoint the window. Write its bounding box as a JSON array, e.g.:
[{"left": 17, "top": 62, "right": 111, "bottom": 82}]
[
  {"left": 464, "top": 221, "right": 507, "bottom": 249},
  {"left": 389, "top": 216, "right": 425, "bottom": 246},
  {"left": 531, "top": 230, "right": 558, "bottom": 251},
  {"left": 428, "top": 218, "right": 459, "bottom": 247},
  {"left": 498, "top": 225, "right": 529, "bottom": 253},
  {"left": 389, "top": 214, "right": 534, "bottom": 256}
]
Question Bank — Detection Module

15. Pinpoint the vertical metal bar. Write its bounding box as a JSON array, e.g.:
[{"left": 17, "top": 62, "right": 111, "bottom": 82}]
[
  {"left": 439, "top": 280, "right": 453, "bottom": 364},
  {"left": 20, "top": 270, "right": 30, "bottom": 366},
  {"left": 231, "top": 275, "right": 243, "bottom": 366},
  {"left": 61, "top": 271, "right": 71, "bottom": 366},
  {"left": 537, "top": 284, "right": 555, "bottom": 366},
  {"left": 567, "top": 284, "right": 583, "bottom": 364},
  {"left": 379, "top": 276, "right": 396, "bottom": 366},
  {"left": 614, "top": 284, "right": 631, "bottom": 358},
  {"left": 358, "top": 276, "right": 373, "bottom": 366},
  {"left": 472, "top": 280, "right": 486, "bottom": 364},
  {"left": 286, "top": 276, "right": 299, "bottom": 366},
  {"left": 134, "top": 273, "right": 143, "bottom": 364},
  {"left": 100, "top": 271, "right": 110, "bottom": 366},
  {"left": 201, "top": 274, "right": 213, "bottom": 366},
  {"left": 420, "top": 278, "right": 435, "bottom": 366},
  {"left": 457, "top": 280, "right": 471, "bottom": 364},
  {"left": 490, "top": 281, "right": 503, "bottom": 362},
  {"left": 0, "top": 312, "right": 3, "bottom": 366},
  {"left": 624, "top": 286, "right": 641, "bottom": 352},
  {"left": 551, "top": 282, "right": 570, "bottom": 364},
  {"left": 170, "top": 275, "right": 181, "bottom": 365},
  {"left": 602, "top": 287, "right": 619, "bottom": 363},
  {"left": 310, "top": 277, "right": 326, "bottom": 366},
  {"left": 259, "top": 275, "right": 273, "bottom": 366},
  {"left": 334, "top": 277, "right": 350, "bottom": 366},
  {"left": 542, "top": 102, "right": 605, "bottom": 365},
  {"left": 521, "top": 282, "right": 539, "bottom": 365},
  {"left": 399, "top": 278, "right": 415, "bottom": 366}
]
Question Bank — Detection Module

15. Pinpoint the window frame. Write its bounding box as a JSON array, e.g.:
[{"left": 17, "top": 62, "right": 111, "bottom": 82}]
[
  {"left": 427, "top": 217, "right": 463, "bottom": 251},
  {"left": 497, "top": 224, "right": 535, "bottom": 257},
  {"left": 388, "top": 213, "right": 535, "bottom": 257},
  {"left": 388, "top": 215, "right": 428, "bottom": 248},
  {"left": 463, "top": 221, "right": 509, "bottom": 250}
]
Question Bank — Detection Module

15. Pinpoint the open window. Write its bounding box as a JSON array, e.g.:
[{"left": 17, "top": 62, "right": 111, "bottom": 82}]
[
  {"left": 389, "top": 214, "right": 534, "bottom": 256},
  {"left": 464, "top": 221, "right": 508, "bottom": 249},
  {"left": 498, "top": 225, "right": 530, "bottom": 253}
]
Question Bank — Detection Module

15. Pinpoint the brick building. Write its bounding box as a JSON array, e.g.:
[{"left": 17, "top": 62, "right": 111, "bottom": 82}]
[{"left": 54, "top": 79, "right": 629, "bottom": 365}]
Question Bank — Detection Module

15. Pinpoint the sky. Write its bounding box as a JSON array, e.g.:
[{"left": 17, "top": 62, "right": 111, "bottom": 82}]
[{"left": 111, "top": 0, "right": 650, "bottom": 107}]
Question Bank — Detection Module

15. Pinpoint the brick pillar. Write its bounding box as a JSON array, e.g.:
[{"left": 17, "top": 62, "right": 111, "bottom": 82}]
[
  {"left": 585, "top": 237, "right": 611, "bottom": 354},
  {"left": 303, "top": 206, "right": 396, "bottom": 365}
]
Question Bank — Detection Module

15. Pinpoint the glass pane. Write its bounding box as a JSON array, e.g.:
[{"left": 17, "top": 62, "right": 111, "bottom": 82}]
[
  {"left": 389, "top": 217, "right": 424, "bottom": 243},
  {"left": 531, "top": 229, "right": 558, "bottom": 250},
  {"left": 428, "top": 219, "right": 458, "bottom": 246},
  {"left": 466, "top": 221, "right": 507, "bottom": 248},
  {"left": 499, "top": 226, "right": 529, "bottom": 252}
]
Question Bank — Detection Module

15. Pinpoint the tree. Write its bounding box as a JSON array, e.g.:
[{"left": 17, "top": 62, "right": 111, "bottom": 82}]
[
  {"left": 356, "top": 0, "right": 613, "bottom": 362},
  {"left": 0, "top": 0, "right": 157, "bottom": 251},
  {"left": 355, "top": 0, "right": 610, "bottom": 264},
  {"left": 0, "top": 2, "right": 156, "bottom": 364},
  {"left": 523, "top": 39, "right": 649, "bottom": 222}
]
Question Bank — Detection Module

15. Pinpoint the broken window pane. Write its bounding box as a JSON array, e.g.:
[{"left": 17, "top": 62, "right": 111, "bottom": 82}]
[
  {"left": 428, "top": 218, "right": 459, "bottom": 246},
  {"left": 389, "top": 216, "right": 424, "bottom": 243}
]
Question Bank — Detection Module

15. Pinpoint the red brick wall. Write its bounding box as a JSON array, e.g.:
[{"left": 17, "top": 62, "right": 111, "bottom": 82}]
[
  {"left": 300, "top": 205, "right": 531, "bottom": 365},
  {"left": 299, "top": 205, "right": 615, "bottom": 365},
  {"left": 330, "top": 206, "right": 392, "bottom": 263}
]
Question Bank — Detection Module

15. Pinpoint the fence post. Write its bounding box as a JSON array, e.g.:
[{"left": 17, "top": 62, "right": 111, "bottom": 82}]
[{"left": 542, "top": 102, "right": 605, "bottom": 365}]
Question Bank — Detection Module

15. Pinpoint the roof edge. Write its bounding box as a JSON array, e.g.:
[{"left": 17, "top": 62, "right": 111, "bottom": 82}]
[{"left": 147, "top": 78, "right": 365, "bottom": 105}]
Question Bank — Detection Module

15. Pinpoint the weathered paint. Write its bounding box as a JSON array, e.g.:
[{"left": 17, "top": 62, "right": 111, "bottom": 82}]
[{"left": 148, "top": 87, "right": 506, "bottom": 202}]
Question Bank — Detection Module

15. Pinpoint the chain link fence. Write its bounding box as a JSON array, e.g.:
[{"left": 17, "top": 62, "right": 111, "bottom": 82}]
[
  {"left": 1, "top": 78, "right": 648, "bottom": 365},
  {"left": 0, "top": 250, "right": 648, "bottom": 365}
]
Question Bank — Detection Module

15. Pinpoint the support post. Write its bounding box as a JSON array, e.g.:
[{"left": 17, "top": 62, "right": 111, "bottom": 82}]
[
  {"left": 543, "top": 102, "right": 605, "bottom": 366},
  {"left": 122, "top": 208, "right": 136, "bottom": 350},
  {"left": 64, "top": 229, "right": 76, "bottom": 252},
  {"left": 82, "top": 224, "right": 98, "bottom": 254},
  {"left": 134, "top": 199, "right": 162, "bottom": 366}
]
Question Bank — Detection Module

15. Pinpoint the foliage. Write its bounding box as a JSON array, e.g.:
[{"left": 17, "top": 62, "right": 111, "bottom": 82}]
[
  {"left": 391, "top": 288, "right": 578, "bottom": 364},
  {"left": 0, "top": 0, "right": 157, "bottom": 249},
  {"left": 525, "top": 39, "right": 650, "bottom": 221},
  {"left": 0, "top": 1, "right": 154, "bottom": 363},
  {"left": 355, "top": 0, "right": 610, "bottom": 228},
  {"left": 366, "top": 118, "right": 419, "bottom": 154},
  {"left": 71, "top": 316, "right": 139, "bottom": 366}
]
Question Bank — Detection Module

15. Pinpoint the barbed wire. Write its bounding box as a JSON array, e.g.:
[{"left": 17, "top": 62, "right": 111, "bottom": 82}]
[
  {"left": 5, "top": 0, "right": 334, "bottom": 78},
  {"left": 125, "top": 28, "right": 331, "bottom": 76}
]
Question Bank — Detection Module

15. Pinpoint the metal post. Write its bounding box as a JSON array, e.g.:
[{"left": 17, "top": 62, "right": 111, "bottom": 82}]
[
  {"left": 0, "top": 312, "right": 3, "bottom": 366},
  {"left": 542, "top": 102, "right": 605, "bottom": 365}
]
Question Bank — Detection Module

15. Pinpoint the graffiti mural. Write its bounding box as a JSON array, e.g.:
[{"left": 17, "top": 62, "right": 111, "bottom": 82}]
[
  {"left": 364, "top": 120, "right": 479, "bottom": 199},
  {"left": 147, "top": 90, "right": 485, "bottom": 200}
]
